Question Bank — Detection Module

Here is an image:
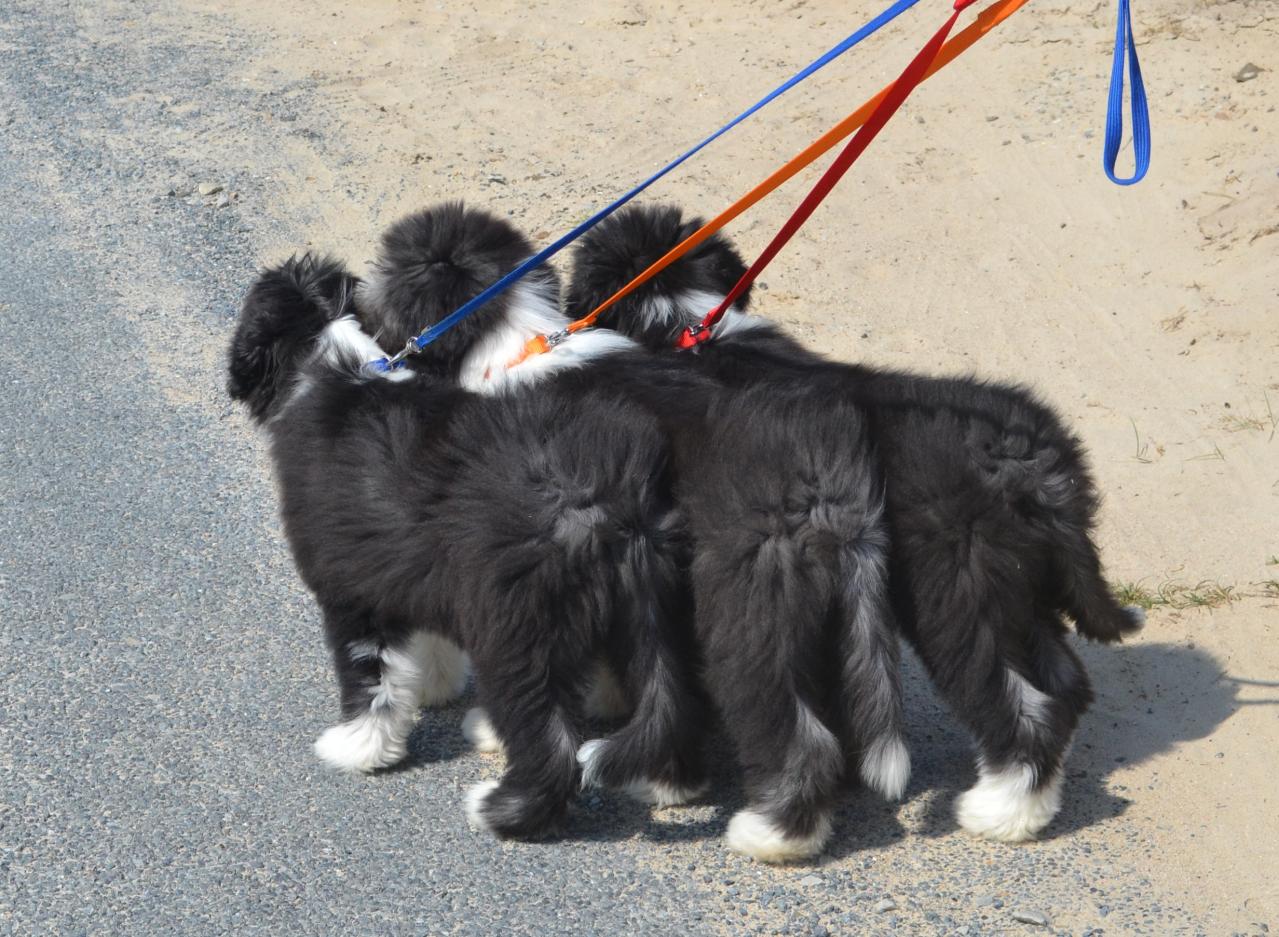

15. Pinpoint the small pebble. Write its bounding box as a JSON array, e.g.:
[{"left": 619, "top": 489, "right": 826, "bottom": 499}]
[
  {"left": 875, "top": 898, "right": 897, "bottom": 913},
  {"left": 215, "top": 192, "right": 231, "bottom": 208},
  {"left": 799, "top": 874, "right": 823, "bottom": 888},
  {"left": 1234, "top": 62, "right": 1262, "bottom": 83},
  {"left": 197, "top": 182, "right": 223, "bottom": 196},
  {"left": 1011, "top": 909, "right": 1049, "bottom": 927}
]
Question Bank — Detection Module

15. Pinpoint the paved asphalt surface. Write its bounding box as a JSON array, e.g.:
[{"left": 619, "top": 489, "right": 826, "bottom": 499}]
[{"left": 0, "top": 3, "right": 1220, "bottom": 935}]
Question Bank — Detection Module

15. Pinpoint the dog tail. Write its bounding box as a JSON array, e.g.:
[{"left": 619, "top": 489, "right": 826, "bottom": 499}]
[
  {"left": 1057, "top": 539, "right": 1146, "bottom": 642},
  {"left": 357, "top": 201, "right": 562, "bottom": 357},
  {"left": 575, "top": 644, "right": 707, "bottom": 807},
  {"left": 836, "top": 491, "right": 911, "bottom": 801},
  {"left": 576, "top": 512, "right": 707, "bottom": 806},
  {"left": 565, "top": 203, "right": 748, "bottom": 343},
  {"left": 1011, "top": 415, "right": 1146, "bottom": 645}
]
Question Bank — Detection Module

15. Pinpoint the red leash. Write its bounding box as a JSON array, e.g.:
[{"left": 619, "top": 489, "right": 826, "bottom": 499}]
[{"left": 677, "top": 0, "right": 979, "bottom": 350}]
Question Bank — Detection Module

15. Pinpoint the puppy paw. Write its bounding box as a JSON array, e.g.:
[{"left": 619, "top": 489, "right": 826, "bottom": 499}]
[
  {"left": 463, "top": 779, "right": 503, "bottom": 832},
  {"left": 621, "top": 777, "right": 708, "bottom": 808},
  {"left": 461, "top": 707, "right": 506, "bottom": 755},
  {"left": 725, "top": 809, "right": 831, "bottom": 864},
  {"left": 955, "top": 763, "right": 1061, "bottom": 842},
  {"left": 313, "top": 715, "right": 407, "bottom": 773}
]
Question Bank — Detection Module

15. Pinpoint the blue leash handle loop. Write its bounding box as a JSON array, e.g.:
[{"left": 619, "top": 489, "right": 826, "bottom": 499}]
[
  {"left": 1102, "top": 0, "right": 1150, "bottom": 185},
  {"left": 373, "top": 0, "right": 922, "bottom": 370}
]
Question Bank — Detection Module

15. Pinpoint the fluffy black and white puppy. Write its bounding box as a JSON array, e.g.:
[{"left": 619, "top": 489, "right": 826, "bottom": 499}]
[
  {"left": 357, "top": 203, "right": 909, "bottom": 863},
  {"left": 227, "top": 253, "right": 706, "bottom": 839},
  {"left": 566, "top": 203, "right": 1145, "bottom": 844}
]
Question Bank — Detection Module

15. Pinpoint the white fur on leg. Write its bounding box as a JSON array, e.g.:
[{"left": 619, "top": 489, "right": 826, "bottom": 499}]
[
  {"left": 461, "top": 707, "right": 506, "bottom": 756},
  {"left": 955, "top": 762, "right": 1063, "bottom": 842},
  {"left": 622, "top": 777, "right": 707, "bottom": 808},
  {"left": 583, "top": 661, "right": 630, "bottom": 720},
  {"left": 313, "top": 712, "right": 408, "bottom": 773},
  {"left": 409, "top": 632, "right": 470, "bottom": 707},
  {"left": 1122, "top": 605, "right": 1148, "bottom": 628},
  {"left": 464, "top": 779, "right": 502, "bottom": 832},
  {"left": 860, "top": 733, "right": 911, "bottom": 801},
  {"left": 314, "top": 645, "right": 421, "bottom": 773},
  {"left": 725, "top": 809, "right": 832, "bottom": 864}
]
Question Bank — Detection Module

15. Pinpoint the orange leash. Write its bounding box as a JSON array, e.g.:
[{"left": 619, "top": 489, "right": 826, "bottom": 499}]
[{"left": 510, "top": 0, "right": 1030, "bottom": 367}]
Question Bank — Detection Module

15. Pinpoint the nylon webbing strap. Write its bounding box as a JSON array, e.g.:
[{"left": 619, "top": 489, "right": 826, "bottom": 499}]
[
  {"left": 678, "top": 0, "right": 979, "bottom": 348},
  {"left": 1102, "top": 0, "right": 1150, "bottom": 185},
  {"left": 554, "top": 0, "right": 1030, "bottom": 351},
  {"left": 371, "top": 0, "right": 922, "bottom": 371}
]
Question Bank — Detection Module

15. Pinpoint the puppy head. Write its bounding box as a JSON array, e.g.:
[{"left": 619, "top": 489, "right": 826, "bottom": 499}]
[
  {"left": 227, "top": 253, "right": 357, "bottom": 423},
  {"left": 565, "top": 203, "right": 750, "bottom": 348},
  {"left": 358, "top": 201, "right": 561, "bottom": 373}
]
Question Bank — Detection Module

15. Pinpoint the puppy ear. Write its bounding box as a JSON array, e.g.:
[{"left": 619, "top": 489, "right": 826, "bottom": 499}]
[
  {"left": 225, "top": 335, "right": 277, "bottom": 404},
  {"left": 227, "top": 254, "right": 360, "bottom": 422}
]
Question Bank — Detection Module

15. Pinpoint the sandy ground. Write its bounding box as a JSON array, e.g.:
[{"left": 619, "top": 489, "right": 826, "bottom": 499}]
[
  {"left": 160, "top": 0, "right": 1279, "bottom": 927},
  {"left": 8, "top": 0, "right": 1275, "bottom": 933}
]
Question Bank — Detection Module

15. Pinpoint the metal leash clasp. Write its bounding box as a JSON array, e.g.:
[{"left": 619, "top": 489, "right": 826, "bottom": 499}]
[
  {"left": 379, "top": 338, "right": 422, "bottom": 371},
  {"left": 675, "top": 322, "right": 711, "bottom": 351},
  {"left": 543, "top": 328, "right": 570, "bottom": 349}
]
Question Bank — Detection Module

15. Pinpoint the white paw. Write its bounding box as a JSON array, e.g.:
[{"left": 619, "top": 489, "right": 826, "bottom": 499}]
[
  {"left": 461, "top": 707, "right": 506, "bottom": 755},
  {"left": 411, "top": 634, "right": 470, "bottom": 707},
  {"left": 622, "top": 778, "right": 708, "bottom": 808},
  {"left": 860, "top": 733, "right": 911, "bottom": 801},
  {"left": 724, "top": 809, "right": 831, "bottom": 864},
  {"left": 464, "top": 779, "right": 501, "bottom": 832},
  {"left": 955, "top": 763, "right": 1062, "bottom": 842},
  {"left": 313, "top": 714, "right": 407, "bottom": 773}
]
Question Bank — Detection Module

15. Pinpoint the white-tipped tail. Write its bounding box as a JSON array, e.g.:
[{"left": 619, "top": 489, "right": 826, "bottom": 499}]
[
  {"left": 575, "top": 739, "right": 610, "bottom": 789},
  {"left": 861, "top": 733, "right": 911, "bottom": 801}
]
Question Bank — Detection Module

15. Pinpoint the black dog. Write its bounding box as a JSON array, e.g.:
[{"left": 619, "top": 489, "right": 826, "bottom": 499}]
[
  {"left": 357, "top": 203, "right": 908, "bottom": 862},
  {"left": 227, "top": 253, "right": 705, "bottom": 839},
  {"left": 566, "top": 203, "right": 1144, "bottom": 843}
]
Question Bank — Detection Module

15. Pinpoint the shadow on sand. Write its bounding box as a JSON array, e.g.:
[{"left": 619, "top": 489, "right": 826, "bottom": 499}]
[{"left": 395, "top": 637, "right": 1248, "bottom": 852}]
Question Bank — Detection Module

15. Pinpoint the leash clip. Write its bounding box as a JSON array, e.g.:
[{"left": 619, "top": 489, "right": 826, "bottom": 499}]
[
  {"left": 380, "top": 338, "right": 421, "bottom": 371},
  {"left": 544, "top": 328, "right": 570, "bottom": 349},
  {"left": 675, "top": 323, "right": 712, "bottom": 351}
]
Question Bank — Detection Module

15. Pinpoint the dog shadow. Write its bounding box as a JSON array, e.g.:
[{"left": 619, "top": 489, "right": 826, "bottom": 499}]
[
  {"left": 398, "top": 699, "right": 477, "bottom": 770},
  {"left": 395, "top": 638, "right": 1243, "bottom": 852},
  {"left": 865, "top": 639, "right": 1245, "bottom": 852}
]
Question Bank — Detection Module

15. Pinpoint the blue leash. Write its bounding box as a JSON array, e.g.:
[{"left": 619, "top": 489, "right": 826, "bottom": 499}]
[
  {"left": 1102, "top": 0, "right": 1150, "bottom": 185},
  {"left": 373, "top": 0, "right": 923, "bottom": 370}
]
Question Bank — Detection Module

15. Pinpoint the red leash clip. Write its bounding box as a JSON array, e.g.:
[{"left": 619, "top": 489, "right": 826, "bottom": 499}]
[{"left": 675, "top": 323, "right": 712, "bottom": 350}]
